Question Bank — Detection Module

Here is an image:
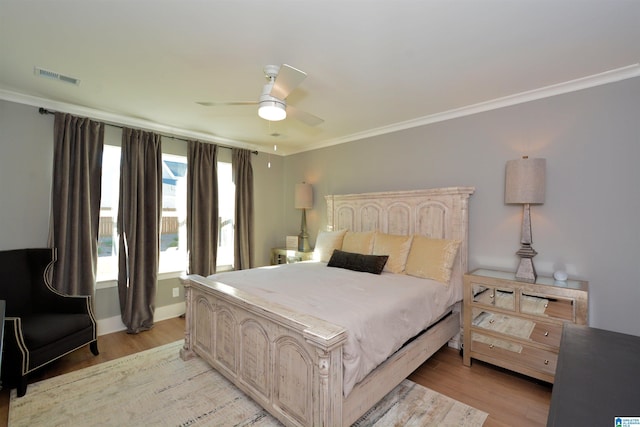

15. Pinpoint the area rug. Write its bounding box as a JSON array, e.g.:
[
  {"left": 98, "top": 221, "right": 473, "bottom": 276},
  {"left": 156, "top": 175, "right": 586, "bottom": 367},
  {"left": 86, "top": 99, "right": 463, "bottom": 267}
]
[{"left": 9, "top": 341, "right": 487, "bottom": 427}]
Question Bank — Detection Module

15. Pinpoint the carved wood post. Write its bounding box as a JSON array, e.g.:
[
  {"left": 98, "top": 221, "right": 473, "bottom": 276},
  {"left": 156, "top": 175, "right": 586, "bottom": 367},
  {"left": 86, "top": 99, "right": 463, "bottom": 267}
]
[
  {"left": 317, "top": 351, "right": 331, "bottom": 426},
  {"left": 311, "top": 343, "right": 343, "bottom": 426},
  {"left": 179, "top": 276, "right": 195, "bottom": 360}
]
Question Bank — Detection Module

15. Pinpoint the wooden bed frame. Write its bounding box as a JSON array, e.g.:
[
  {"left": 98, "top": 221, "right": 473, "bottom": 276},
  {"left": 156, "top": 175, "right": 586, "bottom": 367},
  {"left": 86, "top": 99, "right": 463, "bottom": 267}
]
[{"left": 180, "top": 186, "right": 474, "bottom": 427}]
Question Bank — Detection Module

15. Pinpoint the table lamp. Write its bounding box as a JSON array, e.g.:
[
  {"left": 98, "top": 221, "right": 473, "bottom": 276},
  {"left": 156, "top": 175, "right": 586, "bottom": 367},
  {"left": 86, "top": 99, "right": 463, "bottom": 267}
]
[
  {"left": 295, "top": 183, "right": 313, "bottom": 252},
  {"left": 505, "top": 156, "right": 546, "bottom": 283}
]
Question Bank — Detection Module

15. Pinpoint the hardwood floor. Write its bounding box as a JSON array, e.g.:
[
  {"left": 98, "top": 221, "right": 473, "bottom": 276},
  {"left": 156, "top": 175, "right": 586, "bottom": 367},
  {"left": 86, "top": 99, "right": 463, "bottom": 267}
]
[
  {"left": 409, "top": 348, "right": 552, "bottom": 427},
  {"left": 0, "top": 317, "right": 551, "bottom": 426}
]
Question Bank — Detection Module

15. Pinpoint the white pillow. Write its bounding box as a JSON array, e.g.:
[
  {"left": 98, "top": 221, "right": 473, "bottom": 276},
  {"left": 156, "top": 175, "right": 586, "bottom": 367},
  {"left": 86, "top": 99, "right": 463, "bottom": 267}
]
[{"left": 313, "top": 229, "right": 347, "bottom": 262}]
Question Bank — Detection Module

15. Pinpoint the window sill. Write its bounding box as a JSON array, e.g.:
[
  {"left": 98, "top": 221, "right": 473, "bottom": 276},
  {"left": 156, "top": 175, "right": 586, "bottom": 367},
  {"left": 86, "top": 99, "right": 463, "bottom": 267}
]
[
  {"left": 96, "top": 270, "right": 186, "bottom": 289},
  {"left": 96, "top": 265, "right": 235, "bottom": 289}
]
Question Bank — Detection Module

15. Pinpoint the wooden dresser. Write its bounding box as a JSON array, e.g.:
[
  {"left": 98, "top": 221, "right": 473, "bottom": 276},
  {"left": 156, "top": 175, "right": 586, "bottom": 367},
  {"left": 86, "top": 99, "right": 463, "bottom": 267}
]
[{"left": 463, "top": 268, "right": 588, "bottom": 383}]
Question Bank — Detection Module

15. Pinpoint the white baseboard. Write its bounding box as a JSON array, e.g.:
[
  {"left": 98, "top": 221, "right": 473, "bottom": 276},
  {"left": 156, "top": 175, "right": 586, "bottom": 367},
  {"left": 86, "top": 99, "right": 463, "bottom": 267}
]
[{"left": 96, "top": 301, "right": 185, "bottom": 336}]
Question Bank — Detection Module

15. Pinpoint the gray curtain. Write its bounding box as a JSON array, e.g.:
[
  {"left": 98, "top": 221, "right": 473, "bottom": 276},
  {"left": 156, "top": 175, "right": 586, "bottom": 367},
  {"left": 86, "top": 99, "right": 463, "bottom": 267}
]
[
  {"left": 232, "top": 148, "right": 254, "bottom": 270},
  {"left": 187, "top": 141, "right": 218, "bottom": 276},
  {"left": 117, "top": 128, "right": 162, "bottom": 333},
  {"left": 49, "top": 112, "right": 104, "bottom": 296}
]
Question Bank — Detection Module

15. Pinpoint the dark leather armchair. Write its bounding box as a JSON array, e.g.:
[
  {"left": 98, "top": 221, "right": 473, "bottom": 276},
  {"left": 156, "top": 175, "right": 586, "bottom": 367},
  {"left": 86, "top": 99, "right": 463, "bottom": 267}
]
[{"left": 0, "top": 248, "right": 98, "bottom": 396}]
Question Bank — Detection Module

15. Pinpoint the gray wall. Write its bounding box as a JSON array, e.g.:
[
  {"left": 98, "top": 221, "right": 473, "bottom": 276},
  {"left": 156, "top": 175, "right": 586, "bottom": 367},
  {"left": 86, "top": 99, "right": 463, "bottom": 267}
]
[
  {"left": 282, "top": 77, "right": 640, "bottom": 337},
  {"left": 2, "top": 76, "right": 639, "bottom": 337},
  {"left": 0, "top": 101, "right": 52, "bottom": 247}
]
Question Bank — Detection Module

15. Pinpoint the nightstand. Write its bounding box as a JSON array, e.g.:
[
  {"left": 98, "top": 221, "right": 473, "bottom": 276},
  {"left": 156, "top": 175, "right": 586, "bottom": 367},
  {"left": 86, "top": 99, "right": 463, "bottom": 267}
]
[
  {"left": 463, "top": 268, "right": 588, "bottom": 383},
  {"left": 270, "top": 248, "right": 314, "bottom": 265}
]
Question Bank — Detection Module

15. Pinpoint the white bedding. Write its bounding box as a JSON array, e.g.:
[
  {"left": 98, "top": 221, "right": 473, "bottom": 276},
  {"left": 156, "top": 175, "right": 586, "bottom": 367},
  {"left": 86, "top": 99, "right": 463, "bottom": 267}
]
[{"left": 206, "top": 261, "right": 458, "bottom": 397}]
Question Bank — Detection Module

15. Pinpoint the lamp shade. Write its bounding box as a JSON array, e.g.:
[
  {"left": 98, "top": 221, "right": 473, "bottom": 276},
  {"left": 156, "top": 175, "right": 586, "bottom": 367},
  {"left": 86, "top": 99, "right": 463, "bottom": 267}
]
[
  {"left": 295, "top": 183, "right": 313, "bottom": 209},
  {"left": 505, "top": 157, "right": 546, "bottom": 204}
]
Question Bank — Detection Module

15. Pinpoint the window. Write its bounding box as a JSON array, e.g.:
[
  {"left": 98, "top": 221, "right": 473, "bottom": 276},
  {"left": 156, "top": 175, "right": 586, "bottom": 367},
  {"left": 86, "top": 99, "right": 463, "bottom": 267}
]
[
  {"left": 97, "top": 146, "right": 234, "bottom": 281},
  {"left": 159, "top": 154, "right": 188, "bottom": 274},
  {"left": 97, "top": 145, "right": 120, "bottom": 281},
  {"left": 217, "top": 161, "right": 235, "bottom": 270}
]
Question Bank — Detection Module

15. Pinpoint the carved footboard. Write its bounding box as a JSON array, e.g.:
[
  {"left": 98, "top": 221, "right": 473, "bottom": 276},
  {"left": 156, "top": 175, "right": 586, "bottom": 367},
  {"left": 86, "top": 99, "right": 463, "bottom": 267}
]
[
  {"left": 180, "top": 274, "right": 348, "bottom": 427},
  {"left": 179, "top": 187, "right": 474, "bottom": 427}
]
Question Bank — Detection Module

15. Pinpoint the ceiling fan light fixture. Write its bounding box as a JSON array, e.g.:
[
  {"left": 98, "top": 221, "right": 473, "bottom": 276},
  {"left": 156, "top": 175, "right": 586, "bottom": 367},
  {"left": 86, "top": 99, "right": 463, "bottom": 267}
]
[{"left": 258, "top": 99, "right": 286, "bottom": 121}]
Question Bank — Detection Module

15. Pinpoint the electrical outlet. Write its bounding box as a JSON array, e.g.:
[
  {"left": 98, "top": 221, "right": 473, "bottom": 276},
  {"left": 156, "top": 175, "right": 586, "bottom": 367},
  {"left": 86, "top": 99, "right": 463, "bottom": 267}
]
[{"left": 172, "top": 287, "right": 179, "bottom": 298}]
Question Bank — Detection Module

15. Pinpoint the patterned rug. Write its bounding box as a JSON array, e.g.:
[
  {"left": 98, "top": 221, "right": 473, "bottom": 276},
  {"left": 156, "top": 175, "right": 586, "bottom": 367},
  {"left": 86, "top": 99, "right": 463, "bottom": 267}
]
[{"left": 9, "top": 341, "right": 487, "bottom": 427}]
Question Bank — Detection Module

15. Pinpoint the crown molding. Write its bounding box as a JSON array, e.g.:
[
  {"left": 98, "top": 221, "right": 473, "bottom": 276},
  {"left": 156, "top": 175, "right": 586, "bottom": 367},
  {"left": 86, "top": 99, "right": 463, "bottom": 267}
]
[
  {"left": 0, "top": 88, "right": 266, "bottom": 154},
  {"left": 3, "top": 63, "right": 639, "bottom": 157},
  {"left": 289, "top": 63, "right": 640, "bottom": 155}
]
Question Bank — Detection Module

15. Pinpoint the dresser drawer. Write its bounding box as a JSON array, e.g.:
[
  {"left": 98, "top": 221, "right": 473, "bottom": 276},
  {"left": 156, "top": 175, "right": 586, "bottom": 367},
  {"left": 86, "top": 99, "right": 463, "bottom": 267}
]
[
  {"left": 521, "top": 292, "right": 577, "bottom": 322},
  {"left": 529, "top": 321, "right": 562, "bottom": 348},
  {"left": 472, "top": 285, "right": 516, "bottom": 311},
  {"left": 471, "top": 332, "right": 558, "bottom": 376},
  {"left": 471, "top": 309, "right": 562, "bottom": 348}
]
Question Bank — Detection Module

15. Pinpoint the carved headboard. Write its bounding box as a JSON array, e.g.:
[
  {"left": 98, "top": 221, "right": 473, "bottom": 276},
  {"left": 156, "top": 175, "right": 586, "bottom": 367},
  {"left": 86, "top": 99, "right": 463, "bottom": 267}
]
[{"left": 325, "top": 187, "right": 475, "bottom": 292}]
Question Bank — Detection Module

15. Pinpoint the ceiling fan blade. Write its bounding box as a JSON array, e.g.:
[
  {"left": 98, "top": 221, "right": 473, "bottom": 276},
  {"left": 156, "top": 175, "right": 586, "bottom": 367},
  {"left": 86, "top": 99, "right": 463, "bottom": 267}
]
[
  {"left": 270, "top": 64, "right": 307, "bottom": 100},
  {"left": 287, "top": 105, "right": 324, "bottom": 127},
  {"left": 196, "top": 101, "right": 257, "bottom": 107}
]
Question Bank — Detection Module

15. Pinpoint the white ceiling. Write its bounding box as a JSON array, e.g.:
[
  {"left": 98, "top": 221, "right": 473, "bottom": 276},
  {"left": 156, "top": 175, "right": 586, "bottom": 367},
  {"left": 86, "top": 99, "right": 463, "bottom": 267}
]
[{"left": 1, "top": 0, "right": 639, "bottom": 155}]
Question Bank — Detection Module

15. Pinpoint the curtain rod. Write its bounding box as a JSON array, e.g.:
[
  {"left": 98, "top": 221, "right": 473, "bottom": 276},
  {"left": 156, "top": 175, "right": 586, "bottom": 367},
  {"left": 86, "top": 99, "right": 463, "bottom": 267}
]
[{"left": 38, "top": 107, "right": 258, "bottom": 155}]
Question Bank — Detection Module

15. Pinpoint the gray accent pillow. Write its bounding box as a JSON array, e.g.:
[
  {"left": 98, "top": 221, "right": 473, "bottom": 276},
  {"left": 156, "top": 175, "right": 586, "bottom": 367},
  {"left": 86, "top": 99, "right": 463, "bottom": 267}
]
[{"left": 327, "top": 249, "right": 388, "bottom": 275}]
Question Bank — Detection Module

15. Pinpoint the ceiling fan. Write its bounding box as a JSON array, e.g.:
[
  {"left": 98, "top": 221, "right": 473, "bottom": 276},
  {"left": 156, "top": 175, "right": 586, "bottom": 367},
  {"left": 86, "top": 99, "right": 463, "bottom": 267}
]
[{"left": 197, "top": 64, "right": 324, "bottom": 127}]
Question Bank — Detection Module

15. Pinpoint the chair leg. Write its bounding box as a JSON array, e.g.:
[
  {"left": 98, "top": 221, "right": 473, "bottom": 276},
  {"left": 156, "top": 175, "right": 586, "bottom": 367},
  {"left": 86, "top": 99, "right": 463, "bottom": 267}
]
[
  {"left": 17, "top": 376, "right": 28, "bottom": 397},
  {"left": 90, "top": 340, "right": 99, "bottom": 356}
]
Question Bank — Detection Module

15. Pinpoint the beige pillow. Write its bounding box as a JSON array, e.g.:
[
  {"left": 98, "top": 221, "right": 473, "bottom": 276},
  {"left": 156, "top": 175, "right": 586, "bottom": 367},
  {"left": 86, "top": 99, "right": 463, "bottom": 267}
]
[
  {"left": 341, "top": 231, "right": 375, "bottom": 254},
  {"left": 405, "top": 236, "right": 461, "bottom": 284},
  {"left": 313, "top": 229, "right": 347, "bottom": 262},
  {"left": 373, "top": 232, "right": 413, "bottom": 274}
]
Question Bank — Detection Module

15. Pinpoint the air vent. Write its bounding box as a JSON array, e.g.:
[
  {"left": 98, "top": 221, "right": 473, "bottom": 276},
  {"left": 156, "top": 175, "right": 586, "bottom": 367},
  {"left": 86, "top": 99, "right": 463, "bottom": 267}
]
[{"left": 34, "top": 67, "right": 80, "bottom": 86}]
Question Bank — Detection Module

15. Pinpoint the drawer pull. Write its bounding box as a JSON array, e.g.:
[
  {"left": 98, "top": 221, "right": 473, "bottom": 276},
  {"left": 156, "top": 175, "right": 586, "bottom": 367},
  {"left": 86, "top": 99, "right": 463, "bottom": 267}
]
[
  {"left": 489, "top": 319, "right": 495, "bottom": 324},
  {"left": 544, "top": 331, "right": 549, "bottom": 337},
  {"left": 544, "top": 359, "right": 549, "bottom": 365},
  {"left": 490, "top": 294, "right": 495, "bottom": 299},
  {"left": 489, "top": 344, "right": 494, "bottom": 349},
  {"left": 544, "top": 303, "right": 549, "bottom": 308}
]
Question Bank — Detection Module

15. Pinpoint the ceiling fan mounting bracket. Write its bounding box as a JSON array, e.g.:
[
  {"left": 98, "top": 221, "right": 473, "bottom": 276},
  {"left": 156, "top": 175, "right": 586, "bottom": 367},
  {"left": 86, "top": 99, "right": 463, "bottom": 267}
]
[
  {"left": 263, "top": 65, "right": 280, "bottom": 81},
  {"left": 259, "top": 82, "right": 285, "bottom": 105}
]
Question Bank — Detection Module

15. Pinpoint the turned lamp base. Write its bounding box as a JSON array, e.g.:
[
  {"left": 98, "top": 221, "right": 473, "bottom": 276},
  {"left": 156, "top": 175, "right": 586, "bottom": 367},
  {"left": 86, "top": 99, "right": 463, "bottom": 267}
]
[
  {"left": 514, "top": 203, "right": 538, "bottom": 283},
  {"left": 515, "top": 244, "right": 538, "bottom": 283},
  {"left": 298, "top": 208, "right": 311, "bottom": 252}
]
